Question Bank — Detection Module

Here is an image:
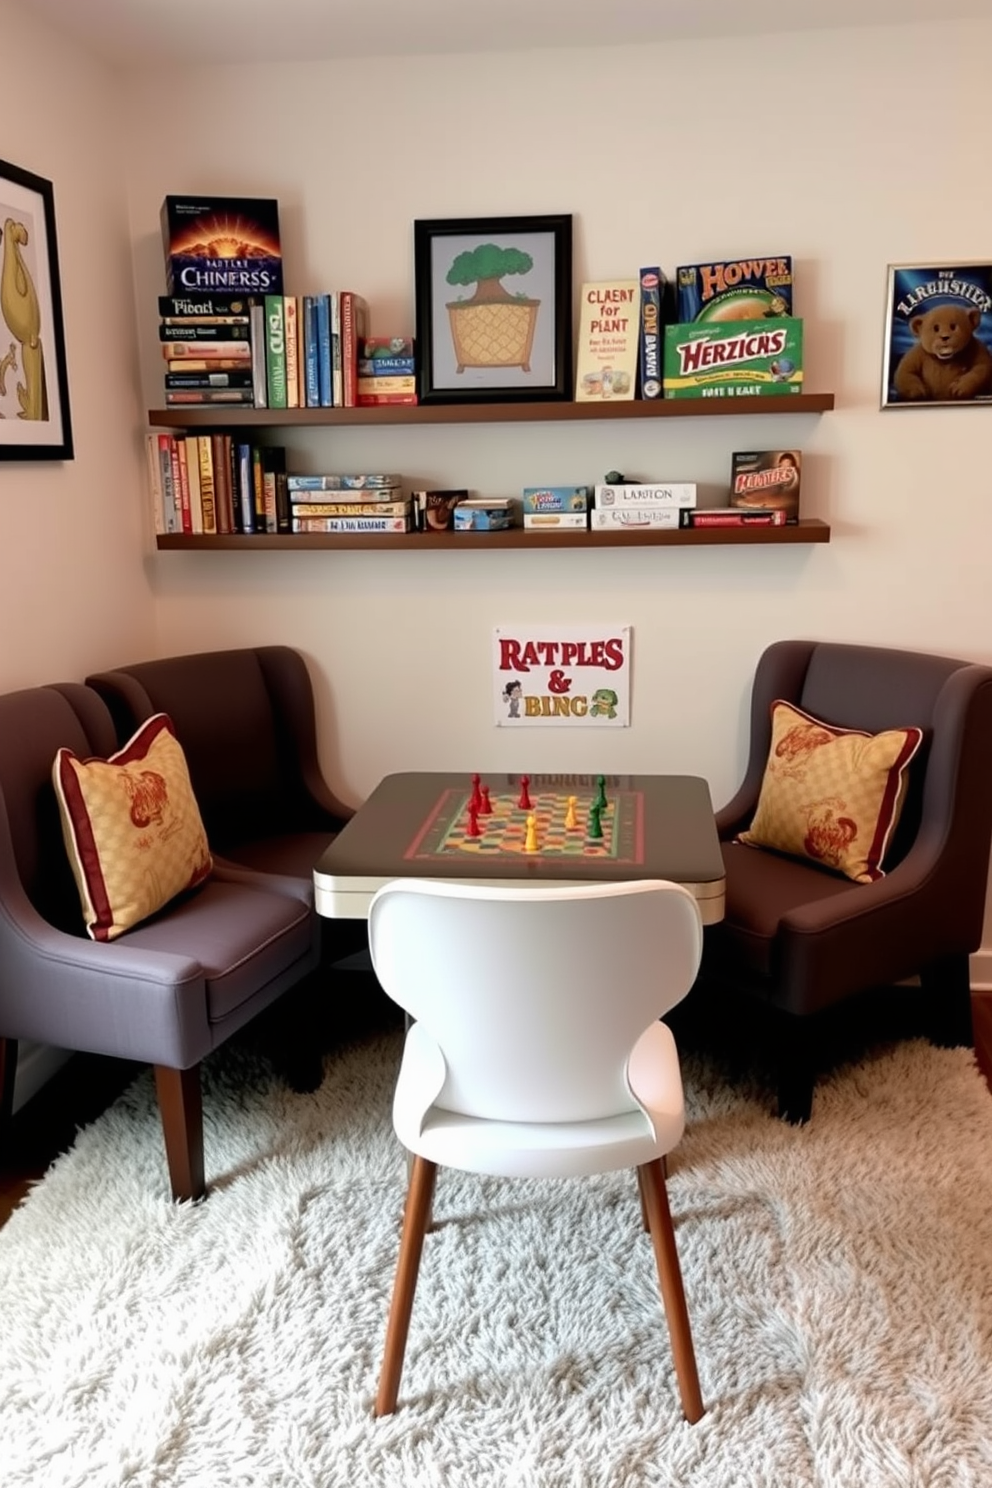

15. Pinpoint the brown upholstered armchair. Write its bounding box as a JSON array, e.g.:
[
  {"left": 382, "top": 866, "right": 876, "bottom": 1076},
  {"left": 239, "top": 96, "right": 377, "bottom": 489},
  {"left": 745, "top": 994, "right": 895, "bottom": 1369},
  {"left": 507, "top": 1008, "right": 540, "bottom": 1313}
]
[
  {"left": 698, "top": 640, "right": 992, "bottom": 1123},
  {"left": 0, "top": 683, "right": 320, "bottom": 1200}
]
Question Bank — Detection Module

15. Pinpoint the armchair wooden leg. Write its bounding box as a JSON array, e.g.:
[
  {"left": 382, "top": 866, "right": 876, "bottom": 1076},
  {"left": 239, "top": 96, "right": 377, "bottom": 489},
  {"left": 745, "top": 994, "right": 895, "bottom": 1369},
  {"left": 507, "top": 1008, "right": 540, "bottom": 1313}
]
[
  {"left": 920, "top": 954, "right": 974, "bottom": 1049},
  {"left": 637, "top": 1158, "right": 704, "bottom": 1424},
  {"left": 775, "top": 1015, "right": 815, "bottom": 1125},
  {"left": 375, "top": 1154, "right": 438, "bottom": 1417},
  {"left": 0, "top": 1037, "right": 17, "bottom": 1133},
  {"left": 154, "top": 1064, "right": 205, "bottom": 1203}
]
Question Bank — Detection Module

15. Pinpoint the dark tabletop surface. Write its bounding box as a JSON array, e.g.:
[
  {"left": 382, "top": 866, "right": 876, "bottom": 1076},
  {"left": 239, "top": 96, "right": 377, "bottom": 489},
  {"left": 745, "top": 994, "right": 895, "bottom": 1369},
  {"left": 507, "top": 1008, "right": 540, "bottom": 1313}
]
[{"left": 313, "top": 771, "right": 725, "bottom": 888}]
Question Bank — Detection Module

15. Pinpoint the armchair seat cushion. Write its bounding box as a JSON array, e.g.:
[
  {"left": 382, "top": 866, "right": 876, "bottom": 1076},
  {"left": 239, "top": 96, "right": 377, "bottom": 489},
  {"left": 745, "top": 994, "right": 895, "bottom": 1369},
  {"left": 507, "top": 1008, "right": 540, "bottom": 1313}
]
[
  {"left": 709, "top": 840, "right": 855, "bottom": 978},
  {"left": 122, "top": 873, "right": 314, "bottom": 1025},
  {"left": 213, "top": 830, "right": 338, "bottom": 881}
]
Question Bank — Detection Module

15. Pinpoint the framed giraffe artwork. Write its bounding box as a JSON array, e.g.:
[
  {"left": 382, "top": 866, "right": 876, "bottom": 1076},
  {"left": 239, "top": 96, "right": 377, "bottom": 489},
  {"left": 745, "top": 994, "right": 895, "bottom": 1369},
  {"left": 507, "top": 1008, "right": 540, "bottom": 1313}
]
[{"left": 0, "top": 158, "right": 73, "bottom": 460}]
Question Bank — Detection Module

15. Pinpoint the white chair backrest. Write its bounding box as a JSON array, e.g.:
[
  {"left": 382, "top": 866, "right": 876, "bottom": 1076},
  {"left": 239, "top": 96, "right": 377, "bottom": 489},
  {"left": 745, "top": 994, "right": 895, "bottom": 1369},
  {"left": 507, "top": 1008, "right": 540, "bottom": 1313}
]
[{"left": 368, "top": 878, "right": 703, "bottom": 1124}]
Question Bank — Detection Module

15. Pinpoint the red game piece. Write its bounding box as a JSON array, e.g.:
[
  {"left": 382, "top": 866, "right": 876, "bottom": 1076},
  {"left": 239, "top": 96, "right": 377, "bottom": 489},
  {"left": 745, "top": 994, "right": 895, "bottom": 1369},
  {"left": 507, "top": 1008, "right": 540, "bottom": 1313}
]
[
  {"left": 480, "top": 784, "right": 493, "bottom": 815},
  {"left": 466, "top": 803, "right": 482, "bottom": 838},
  {"left": 469, "top": 773, "right": 482, "bottom": 812},
  {"left": 517, "top": 774, "right": 532, "bottom": 810}
]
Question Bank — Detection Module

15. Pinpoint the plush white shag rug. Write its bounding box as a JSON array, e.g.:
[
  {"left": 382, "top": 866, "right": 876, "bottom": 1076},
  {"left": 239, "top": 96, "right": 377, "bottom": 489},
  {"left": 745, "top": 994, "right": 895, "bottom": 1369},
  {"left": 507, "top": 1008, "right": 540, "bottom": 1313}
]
[{"left": 3, "top": 1028, "right": 992, "bottom": 1487}]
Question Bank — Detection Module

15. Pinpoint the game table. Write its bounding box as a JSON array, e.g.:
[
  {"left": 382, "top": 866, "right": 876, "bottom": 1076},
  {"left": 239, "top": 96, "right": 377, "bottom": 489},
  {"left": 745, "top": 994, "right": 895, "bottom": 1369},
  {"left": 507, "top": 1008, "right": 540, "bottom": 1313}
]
[{"left": 313, "top": 771, "right": 725, "bottom": 925}]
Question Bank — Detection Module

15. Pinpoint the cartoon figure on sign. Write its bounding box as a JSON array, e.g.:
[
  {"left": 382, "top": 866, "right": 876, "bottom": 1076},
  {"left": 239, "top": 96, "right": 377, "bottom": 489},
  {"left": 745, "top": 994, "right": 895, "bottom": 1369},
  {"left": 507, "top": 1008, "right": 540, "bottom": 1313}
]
[
  {"left": 589, "top": 688, "right": 618, "bottom": 719},
  {"left": 502, "top": 679, "right": 523, "bottom": 719}
]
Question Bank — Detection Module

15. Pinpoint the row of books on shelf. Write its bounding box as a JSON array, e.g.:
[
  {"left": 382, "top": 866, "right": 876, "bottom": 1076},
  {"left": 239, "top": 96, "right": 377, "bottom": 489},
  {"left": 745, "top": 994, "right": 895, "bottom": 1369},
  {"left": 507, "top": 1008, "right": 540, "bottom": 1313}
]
[
  {"left": 159, "top": 291, "right": 415, "bottom": 411},
  {"left": 147, "top": 431, "right": 292, "bottom": 535},
  {"left": 147, "top": 445, "right": 802, "bottom": 537}
]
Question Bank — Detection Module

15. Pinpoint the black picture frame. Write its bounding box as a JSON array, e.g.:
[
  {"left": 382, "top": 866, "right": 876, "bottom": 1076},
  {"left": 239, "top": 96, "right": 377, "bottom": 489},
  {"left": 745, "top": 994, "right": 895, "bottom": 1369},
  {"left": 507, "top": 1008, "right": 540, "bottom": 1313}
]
[
  {"left": 414, "top": 213, "right": 572, "bottom": 405},
  {"left": 0, "top": 157, "right": 73, "bottom": 460},
  {"left": 881, "top": 261, "right": 992, "bottom": 409}
]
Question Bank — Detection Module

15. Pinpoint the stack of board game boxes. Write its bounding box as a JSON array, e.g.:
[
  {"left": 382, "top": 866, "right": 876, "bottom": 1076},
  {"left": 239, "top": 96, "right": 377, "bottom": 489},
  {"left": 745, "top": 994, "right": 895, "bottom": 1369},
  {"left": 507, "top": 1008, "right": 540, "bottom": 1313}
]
[
  {"left": 160, "top": 194, "right": 283, "bottom": 410},
  {"left": 664, "top": 255, "right": 802, "bottom": 401},
  {"left": 573, "top": 255, "right": 804, "bottom": 403},
  {"left": 288, "top": 474, "right": 411, "bottom": 534}
]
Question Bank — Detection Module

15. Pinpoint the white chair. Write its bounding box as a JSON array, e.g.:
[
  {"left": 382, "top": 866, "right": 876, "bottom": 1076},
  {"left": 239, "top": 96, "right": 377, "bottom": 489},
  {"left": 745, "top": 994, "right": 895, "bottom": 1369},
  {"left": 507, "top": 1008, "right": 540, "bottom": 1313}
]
[{"left": 367, "top": 877, "right": 706, "bottom": 1422}]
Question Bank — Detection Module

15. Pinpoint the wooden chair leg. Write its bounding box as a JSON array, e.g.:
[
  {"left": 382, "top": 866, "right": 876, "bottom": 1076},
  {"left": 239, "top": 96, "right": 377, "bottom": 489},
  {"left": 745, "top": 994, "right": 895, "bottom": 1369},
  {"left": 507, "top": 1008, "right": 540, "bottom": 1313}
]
[
  {"left": 636, "top": 1155, "right": 670, "bottom": 1231},
  {"left": 154, "top": 1064, "right": 205, "bottom": 1203},
  {"left": 375, "top": 1154, "right": 438, "bottom": 1417},
  {"left": 637, "top": 1158, "right": 704, "bottom": 1424}
]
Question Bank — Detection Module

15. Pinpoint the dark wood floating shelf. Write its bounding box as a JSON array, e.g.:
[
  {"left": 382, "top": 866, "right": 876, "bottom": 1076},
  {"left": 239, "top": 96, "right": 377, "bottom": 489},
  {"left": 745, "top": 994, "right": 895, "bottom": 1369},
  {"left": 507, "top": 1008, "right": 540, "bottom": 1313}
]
[
  {"left": 156, "top": 518, "right": 831, "bottom": 552},
  {"left": 148, "top": 392, "right": 834, "bottom": 430}
]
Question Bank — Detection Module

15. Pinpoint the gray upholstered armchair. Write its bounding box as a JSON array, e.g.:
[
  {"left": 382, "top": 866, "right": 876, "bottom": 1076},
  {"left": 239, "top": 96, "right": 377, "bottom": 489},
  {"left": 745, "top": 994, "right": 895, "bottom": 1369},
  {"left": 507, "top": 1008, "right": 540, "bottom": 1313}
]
[
  {"left": 0, "top": 682, "right": 321, "bottom": 1201},
  {"left": 698, "top": 640, "right": 992, "bottom": 1122},
  {"left": 85, "top": 645, "right": 353, "bottom": 879}
]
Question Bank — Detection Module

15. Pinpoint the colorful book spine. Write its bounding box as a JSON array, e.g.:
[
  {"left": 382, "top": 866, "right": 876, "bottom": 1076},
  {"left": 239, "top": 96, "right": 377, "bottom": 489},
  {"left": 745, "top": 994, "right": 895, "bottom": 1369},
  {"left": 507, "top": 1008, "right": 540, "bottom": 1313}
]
[
  {"left": 287, "top": 474, "right": 401, "bottom": 491},
  {"left": 160, "top": 314, "right": 251, "bottom": 327},
  {"left": 340, "top": 291, "right": 370, "bottom": 408},
  {"left": 316, "top": 293, "right": 332, "bottom": 407},
  {"left": 164, "top": 371, "right": 254, "bottom": 389},
  {"left": 284, "top": 296, "right": 301, "bottom": 409},
  {"left": 290, "top": 500, "right": 411, "bottom": 517},
  {"left": 195, "top": 435, "right": 216, "bottom": 534},
  {"left": 162, "top": 341, "right": 252, "bottom": 360},
  {"left": 161, "top": 358, "right": 250, "bottom": 374},
  {"left": 237, "top": 442, "right": 256, "bottom": 533},
  {"left": 158, "top": 435, "right": 178, "bottom": 533},
  {"left": 330, "top": 291, "right": 342, "bottom": 406},
  {"left": 159, "top": 324, "right": 250, "bottom": 341},
  {"left": 264, "top": 294, "right": 288, "bottom": 409},
  {"left": 164, "top": 390, "right": 255, "bottom": 405},
  {"left": 170, "top": 437, "right": 190, "bottom": 533},
  {"left": 303, "top": 296, "right": 320, "bottom": 407},
  {"left": 291, "top": 515, "right": 411, "bottom": 533},
  {"left": 159, "top": 294, "right": 258, "bottom": 317},
  {"left": 145, "top": 433, "right": 172, "bottom": 533},
  {"left": 637, "top": 266, "right": 664, "bottom": 399},
  {"left": 211, "top": 433, "right": 232, "bottom": 534},
  {"left": 250, "top": 303, "right": 267, "bottom": 408},
  {"left": 180, "top": 436, "right": 200, "bottom": 532}
]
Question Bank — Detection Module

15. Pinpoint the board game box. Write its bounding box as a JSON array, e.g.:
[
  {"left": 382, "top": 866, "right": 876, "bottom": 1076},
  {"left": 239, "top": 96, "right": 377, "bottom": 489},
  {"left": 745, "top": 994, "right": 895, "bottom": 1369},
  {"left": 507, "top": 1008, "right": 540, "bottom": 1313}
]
[
  {"left": 161, "top": 195, "right": 283, "bottom": 296},
  {"left": 730, "top": 450, "right": 802, "bottom": 522},
  {"left": 663, "top": 317, "right": 803, "bottom": 398},
  {"left": 675, "top": 256, "right": 793, "bottom": 323}
]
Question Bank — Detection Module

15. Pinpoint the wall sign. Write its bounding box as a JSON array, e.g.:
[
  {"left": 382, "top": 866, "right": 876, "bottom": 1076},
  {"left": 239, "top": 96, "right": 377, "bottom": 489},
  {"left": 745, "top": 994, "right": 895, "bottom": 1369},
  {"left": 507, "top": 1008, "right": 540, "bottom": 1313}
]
[{"left": 493, "top": 624, "right": 631, "bottom": 727}]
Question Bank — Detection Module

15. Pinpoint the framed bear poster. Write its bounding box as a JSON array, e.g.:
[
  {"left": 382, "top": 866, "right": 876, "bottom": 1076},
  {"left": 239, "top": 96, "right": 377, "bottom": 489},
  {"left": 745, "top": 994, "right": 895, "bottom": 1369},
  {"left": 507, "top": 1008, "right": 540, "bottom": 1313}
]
[{"left": 882, "top": 263, "right": 992, "bottom": 408}]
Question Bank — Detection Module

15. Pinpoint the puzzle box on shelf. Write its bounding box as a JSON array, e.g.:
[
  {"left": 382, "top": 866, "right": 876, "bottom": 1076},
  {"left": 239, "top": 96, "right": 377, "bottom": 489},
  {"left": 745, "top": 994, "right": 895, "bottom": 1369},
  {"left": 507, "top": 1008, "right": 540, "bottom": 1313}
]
[
  {"left": 730, "top": 450, "right": 802, "bottom": 522},
  {"left": 161, "top": 196, "right": 283, "bottom": 296},
  {"left": 663, "top": 318, "right": 803, "bottom": 398},
  {"left": 675, "top": 256, "right": 793, "bottom": 323}
]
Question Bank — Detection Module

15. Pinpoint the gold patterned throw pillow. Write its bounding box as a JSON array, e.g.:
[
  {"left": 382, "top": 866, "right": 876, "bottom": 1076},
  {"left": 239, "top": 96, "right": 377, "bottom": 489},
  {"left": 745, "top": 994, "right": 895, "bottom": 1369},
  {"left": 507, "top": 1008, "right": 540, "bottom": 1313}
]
[
  {"left": 53, "top": 713, "right": 213, "bottom": 941},
  {"left": 736, "top": 700, "right": 923, "bottom": 883}
]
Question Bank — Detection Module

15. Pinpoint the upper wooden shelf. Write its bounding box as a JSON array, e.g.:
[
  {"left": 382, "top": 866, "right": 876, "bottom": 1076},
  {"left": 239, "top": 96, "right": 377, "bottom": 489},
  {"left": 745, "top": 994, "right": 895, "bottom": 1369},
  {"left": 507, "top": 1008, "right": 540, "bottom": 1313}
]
[
  {"left": 155, "top": 518, "right": 831, "bottom": 551},
  {"left": 147, "top": 392, "right": 835, "bottom": 430}
]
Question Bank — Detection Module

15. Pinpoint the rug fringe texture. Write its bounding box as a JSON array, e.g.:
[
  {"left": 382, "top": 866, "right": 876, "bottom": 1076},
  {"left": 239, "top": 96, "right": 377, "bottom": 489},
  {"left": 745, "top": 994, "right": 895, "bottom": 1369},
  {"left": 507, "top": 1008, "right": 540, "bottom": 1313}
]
[{"left": 3, "top": 1031, "right": 992, "bottom": 1486}]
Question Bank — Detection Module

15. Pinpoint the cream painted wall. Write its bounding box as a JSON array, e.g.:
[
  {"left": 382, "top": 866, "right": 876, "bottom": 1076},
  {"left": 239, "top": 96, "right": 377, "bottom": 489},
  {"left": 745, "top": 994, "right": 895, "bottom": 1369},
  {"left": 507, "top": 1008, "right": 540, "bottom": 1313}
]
[
  {"left": 0, "top": 1, "right": 155, "bottom": 684},
  {"left": 115, "top": 22, "right": 992, "bottom": 845},
  {"left": 4, "top": 9, "right": 992, "bottom": 966}
]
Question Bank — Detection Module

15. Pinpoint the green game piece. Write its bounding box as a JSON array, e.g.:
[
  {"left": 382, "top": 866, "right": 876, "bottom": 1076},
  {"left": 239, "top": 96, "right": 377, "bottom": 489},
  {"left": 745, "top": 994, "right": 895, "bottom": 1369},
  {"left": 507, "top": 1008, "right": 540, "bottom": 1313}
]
[
  {"left": 594, "top": 774, "right": 608, "bottom": 812},
  {"left": 587, "top": 803, "right": 603, "bottom": 842}
]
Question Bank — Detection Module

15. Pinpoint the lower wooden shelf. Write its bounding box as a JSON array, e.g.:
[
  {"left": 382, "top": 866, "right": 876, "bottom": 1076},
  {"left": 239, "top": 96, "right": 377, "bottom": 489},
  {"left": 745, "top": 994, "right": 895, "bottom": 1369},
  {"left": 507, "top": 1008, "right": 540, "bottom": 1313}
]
[{"left": 155, "top": 518, "right": 830, "bottom": 552}]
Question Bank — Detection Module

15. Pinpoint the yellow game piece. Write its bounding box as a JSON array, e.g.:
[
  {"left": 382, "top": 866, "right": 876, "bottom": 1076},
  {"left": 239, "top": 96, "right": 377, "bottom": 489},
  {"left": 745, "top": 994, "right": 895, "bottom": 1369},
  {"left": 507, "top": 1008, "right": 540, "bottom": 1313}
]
[
  {"left": 524, "top": 813, "right": 539, "bottom": 853},
  {"left": 565, "top": 795, "right": 578, "bottom": 830}
]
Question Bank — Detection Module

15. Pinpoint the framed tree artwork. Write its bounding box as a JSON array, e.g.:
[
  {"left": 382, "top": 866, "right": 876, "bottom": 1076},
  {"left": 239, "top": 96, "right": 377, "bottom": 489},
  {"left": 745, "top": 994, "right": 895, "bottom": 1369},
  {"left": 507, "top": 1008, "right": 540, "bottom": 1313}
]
[
  {"left": 0, "top": 157, "right": 73, "bottom": 460},
  {"left": 414, "top": 213, "right": 572, "bottom": 405}
]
